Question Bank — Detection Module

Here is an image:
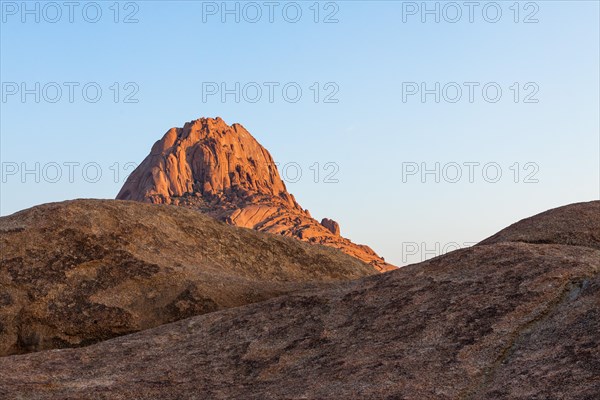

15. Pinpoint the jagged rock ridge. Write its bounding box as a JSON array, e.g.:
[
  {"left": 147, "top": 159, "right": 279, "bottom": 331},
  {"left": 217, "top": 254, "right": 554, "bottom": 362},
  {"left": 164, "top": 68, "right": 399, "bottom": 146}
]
[{"left": 117, "top": 117, "right": 394, "bottom": 271}]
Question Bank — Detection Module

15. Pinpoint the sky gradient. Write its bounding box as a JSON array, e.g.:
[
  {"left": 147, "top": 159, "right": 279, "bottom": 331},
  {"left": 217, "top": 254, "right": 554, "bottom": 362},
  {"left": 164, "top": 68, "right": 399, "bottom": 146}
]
[{"left": 1, "top": 0, "right": 599, "bottom": 266}]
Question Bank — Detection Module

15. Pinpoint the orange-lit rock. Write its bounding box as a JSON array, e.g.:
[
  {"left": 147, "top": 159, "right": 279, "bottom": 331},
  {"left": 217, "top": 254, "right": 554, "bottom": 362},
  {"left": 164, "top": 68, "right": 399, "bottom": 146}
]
[
  {"left": 321, "top": 218, "right": 340, "bottom": 236},
  {"left": 117, "top": 117, "right": 395, "bottom": 272}
]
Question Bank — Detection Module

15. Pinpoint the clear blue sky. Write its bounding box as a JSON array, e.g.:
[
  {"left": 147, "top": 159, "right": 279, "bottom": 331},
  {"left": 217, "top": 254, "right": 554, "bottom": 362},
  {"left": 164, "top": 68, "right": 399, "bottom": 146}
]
[{"left": 1, "top": 1, "right": 599, "bottom": 266}]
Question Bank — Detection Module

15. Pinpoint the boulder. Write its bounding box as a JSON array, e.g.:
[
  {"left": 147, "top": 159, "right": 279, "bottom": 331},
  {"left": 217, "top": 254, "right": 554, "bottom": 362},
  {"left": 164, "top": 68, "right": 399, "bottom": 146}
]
[{"left": 321, "top": 218, "right": 340, "bottom": 236}]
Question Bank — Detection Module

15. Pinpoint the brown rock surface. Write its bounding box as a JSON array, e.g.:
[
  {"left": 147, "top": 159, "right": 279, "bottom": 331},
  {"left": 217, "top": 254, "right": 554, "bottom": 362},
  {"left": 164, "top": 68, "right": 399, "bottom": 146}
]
[
  {"left": 1, "top": 241, "right": 598, "bottom": 399},
  {"left": 479, "top": 200, "right": 600, "bottom": 250},
  {"left": 0, "top": 199, "right": 376, "bottom": 357},
  {"left": 117, "top": 117, "right": 395, "bottom": 272},
  {"left": 321, "top": 218, "right": 340, "bottom": 236}
]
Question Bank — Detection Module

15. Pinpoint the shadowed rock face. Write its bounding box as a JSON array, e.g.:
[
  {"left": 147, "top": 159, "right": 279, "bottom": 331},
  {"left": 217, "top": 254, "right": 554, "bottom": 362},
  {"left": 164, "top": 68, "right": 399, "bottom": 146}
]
[
  {"left": 0, "top": 201, "right": 598, "bottom": 399},
  {"left": 0, "top": 199, "right": 376, "bottom": 357},
  {"left": 116, "top": 117, "right": 395, "bottom": 272}
]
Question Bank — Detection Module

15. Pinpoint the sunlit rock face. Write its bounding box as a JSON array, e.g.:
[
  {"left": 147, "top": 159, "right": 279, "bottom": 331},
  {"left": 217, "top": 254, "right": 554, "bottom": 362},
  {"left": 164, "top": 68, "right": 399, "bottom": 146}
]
[{"left": 118, "top": 117, "right": 395, "bottom": 272}]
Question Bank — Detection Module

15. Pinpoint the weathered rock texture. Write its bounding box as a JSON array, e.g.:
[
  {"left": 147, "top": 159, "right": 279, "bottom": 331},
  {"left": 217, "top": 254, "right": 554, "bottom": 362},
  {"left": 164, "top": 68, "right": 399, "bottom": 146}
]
[
  {"left": 116, "top": 117, "right": 394, "bottom": 272},
  {"left": 0, "top": 201, "right": 598, "bottom": 399},
  {"left": 0, "top": 199, "right": 376, "bottom": 357},
  {"left": 479, "top": 200, "right": 600, "bottom": 250},
  {"left": 320, "top": 218, "right": 340, "bottom": 236}
]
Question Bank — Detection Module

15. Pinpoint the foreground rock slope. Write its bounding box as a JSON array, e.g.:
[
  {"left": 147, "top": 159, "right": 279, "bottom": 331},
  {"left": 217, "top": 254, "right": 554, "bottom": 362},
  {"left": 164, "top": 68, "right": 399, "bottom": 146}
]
[
  {"left": 479, "top": 200, "right": 600, "bottom": 250},
  {"left": 117, "top": 117, "right": 395, "bottom": 271},
  {"left": 0, "top": 199, "right": 376, "bottom": 356},
  {"left": 1, "top": 201, "right": 598, "bottom": 399}
]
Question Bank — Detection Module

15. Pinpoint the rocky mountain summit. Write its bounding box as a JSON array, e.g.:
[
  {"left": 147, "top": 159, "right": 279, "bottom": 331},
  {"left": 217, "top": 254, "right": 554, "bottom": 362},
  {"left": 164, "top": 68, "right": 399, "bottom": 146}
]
[
  {"left": 116, "top": 117, "right": 395, "bottom": 272},
  {"left": 0, "top": 199, "right": 376, "bottom": 357},
  {"left": 1, "top": 201, "right": 598, "bottom": 399}
]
